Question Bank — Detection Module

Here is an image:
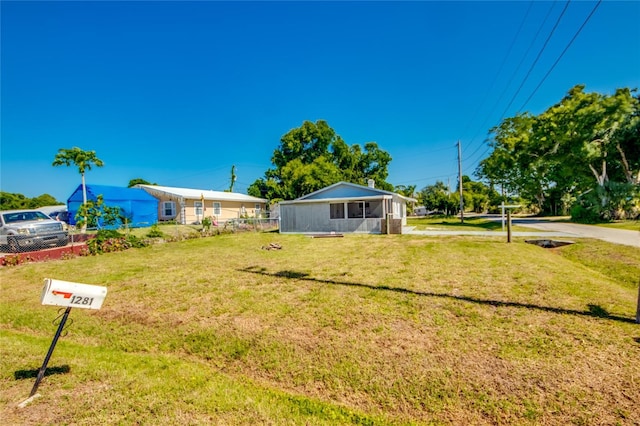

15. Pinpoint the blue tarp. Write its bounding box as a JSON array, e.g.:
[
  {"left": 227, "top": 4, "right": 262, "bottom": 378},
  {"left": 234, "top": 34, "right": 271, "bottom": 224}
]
[{"left": 67, "top": 184, "right": 158, "bottom": 229}]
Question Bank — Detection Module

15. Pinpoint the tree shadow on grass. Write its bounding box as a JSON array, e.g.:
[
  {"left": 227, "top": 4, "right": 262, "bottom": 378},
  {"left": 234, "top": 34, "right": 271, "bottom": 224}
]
[
  {"left": 14, "top": 365, "right": 70, "bottom": 380},
  {"left": 239, "top": 266, "right": 637, "bottom": 324}
]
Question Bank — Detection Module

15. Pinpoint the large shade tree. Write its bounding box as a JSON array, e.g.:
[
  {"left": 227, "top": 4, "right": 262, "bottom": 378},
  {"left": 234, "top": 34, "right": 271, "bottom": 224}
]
[
  {"left": 248, "top": 120, "right": 393, "bottom": 200},
  {"left": 52, "top": 147, "right": 104, "bottom": 229},
  {"left": 477, "top": 85, "right": 639, "bottom": 220}
]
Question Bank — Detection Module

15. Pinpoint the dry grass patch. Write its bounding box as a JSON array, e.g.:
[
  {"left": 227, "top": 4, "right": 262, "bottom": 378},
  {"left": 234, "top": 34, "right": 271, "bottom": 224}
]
[{"left": 1, "top": 232, "right": 639, "bottom": 425}]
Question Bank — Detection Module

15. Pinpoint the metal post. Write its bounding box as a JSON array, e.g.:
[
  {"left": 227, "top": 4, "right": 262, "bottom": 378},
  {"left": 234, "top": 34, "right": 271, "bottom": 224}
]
[
  {"left": 636, "top": 278, "right": 640, "bottom": 324},
  {"left": 507, "top": 210, "right": 512, "bottom": 243},
  {"left": 30, "top": 306, "right": 72, "bottom": 397}
]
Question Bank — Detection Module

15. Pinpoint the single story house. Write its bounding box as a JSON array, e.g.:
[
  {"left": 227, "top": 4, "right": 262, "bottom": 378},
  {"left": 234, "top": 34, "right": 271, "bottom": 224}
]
[
  {"left": 67, "top": 184, "right": 158, "bottom": 228},
  {"left": 279, "top": 181, "right": 417, "bottom": 234},
  {"left": 413, "top": 206, "right": 428, "bottom": 216},
  {"left": 136, "top": 184, "right": 268, "bottom": 225}
]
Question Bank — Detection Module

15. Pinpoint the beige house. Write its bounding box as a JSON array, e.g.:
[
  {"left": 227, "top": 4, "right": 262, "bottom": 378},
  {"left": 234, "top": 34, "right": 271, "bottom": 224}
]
[{"left": 136, "top": 184, "right": 268, "bottom": 225}]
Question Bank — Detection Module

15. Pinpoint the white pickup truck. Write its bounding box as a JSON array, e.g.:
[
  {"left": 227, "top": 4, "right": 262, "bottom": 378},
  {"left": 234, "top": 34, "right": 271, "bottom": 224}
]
[{"left": 0, "top": 209, "right": 69, "bottom": 253}]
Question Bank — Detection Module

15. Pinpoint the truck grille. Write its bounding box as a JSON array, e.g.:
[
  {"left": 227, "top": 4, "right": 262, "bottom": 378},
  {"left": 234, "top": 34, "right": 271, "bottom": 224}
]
[{"left": 36, "top": 223, "right": 63, "bottom": 233}]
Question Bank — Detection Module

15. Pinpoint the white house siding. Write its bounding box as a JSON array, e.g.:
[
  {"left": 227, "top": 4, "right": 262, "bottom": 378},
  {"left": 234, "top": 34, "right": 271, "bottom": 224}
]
[
  {"left": 278, "top": 181, "right": 415, "bottom": 234},
  {"left": 280, "top": 203, "right": 382, "bottom": 234}
]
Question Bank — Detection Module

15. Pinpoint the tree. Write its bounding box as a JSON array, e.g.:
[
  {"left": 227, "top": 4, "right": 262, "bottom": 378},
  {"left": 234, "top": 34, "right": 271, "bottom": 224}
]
[
  {"left": 394, "top": 185, "right": 416, "bottom": 198},
  {"left": 29, "top": 194, "right": 61, "bottom": 209},
  {"left": 477, "top": 85, "right": 640, "bottom": 220},
  {"left": 0, "top": 192, "right": 29, "bottom": 210},
  {"left": 249, "top": 120, "right": 393, "bottom": 200},
  {"left": 74, "top": 195, "right": 121, "bottom": 230},
  {"left": 0, "top": 192, "right": 62, "bottom": 210},
  {"left": 461, "top": 178, "right": 501, "bottom": 213},
  {"left": 53, "top": 147, "right": 104, "bottom": 230},
  {"left": 395, "top": 185, "right": 417, "bottom": 214},
  {"left": 128, "top": 178, "right": 156, "bottom": 187},
  {"left": 417, "top": 181, "right": 456, "bottom": 215}
]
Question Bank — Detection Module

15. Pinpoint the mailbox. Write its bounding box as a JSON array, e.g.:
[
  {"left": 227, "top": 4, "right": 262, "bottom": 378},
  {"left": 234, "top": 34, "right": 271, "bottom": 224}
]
[{"left": 40, "top": 278, "right": 107, "bottom": 310}]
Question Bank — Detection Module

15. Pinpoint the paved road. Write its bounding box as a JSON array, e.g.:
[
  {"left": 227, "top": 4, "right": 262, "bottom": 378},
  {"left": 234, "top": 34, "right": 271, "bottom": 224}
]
[
  {"left": 509, "top": 218, "right": 640, "bottom": 248},
  {"left": 404, "top": 217, "right": 640, "bottom": 248}
]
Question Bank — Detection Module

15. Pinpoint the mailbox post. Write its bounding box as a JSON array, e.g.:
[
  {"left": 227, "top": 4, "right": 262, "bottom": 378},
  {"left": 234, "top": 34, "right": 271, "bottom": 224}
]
[{"left": 29, "top": 279, "right": 107, "bottom": 397}]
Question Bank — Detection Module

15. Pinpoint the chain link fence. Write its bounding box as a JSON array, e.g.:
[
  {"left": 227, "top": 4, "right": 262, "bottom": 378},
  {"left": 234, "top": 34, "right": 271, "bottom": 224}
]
[{"left": 1, "top": 216, "right": 280, "bottom": 256}]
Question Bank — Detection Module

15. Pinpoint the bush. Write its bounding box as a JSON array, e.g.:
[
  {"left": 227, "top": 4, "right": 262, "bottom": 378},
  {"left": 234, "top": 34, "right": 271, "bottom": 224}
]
[
  {"left": 570, "top": 204, "right": 601, "bottom": 224},
  {"left": 87, "top": 229, "right": 149, "bottom": 255},
  {"left": 146, "top": 224, "right": 164, "bottom": 238}
]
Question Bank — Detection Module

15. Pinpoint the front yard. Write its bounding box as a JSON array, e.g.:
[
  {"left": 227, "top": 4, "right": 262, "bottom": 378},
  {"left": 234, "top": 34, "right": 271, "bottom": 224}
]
[{"left": 1, "top": 232, "right": 639, "bottom": 424}]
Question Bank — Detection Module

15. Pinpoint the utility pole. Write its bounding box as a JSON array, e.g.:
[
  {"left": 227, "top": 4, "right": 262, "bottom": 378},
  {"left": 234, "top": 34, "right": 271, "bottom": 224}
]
[
  {"left": 457, "top": 140, "right": 464, "bottom": 223},
  {"left": 447, "top": 177, "right": 451, "bottom": 216},
  {"left": 229, "top": 165, "right": 237, "bottom": 192}
]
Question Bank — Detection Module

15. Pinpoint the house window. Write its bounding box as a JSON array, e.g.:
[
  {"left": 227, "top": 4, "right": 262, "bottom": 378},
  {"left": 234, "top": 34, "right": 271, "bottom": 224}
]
[
  {"left": 347, "top": 202, "right": 364, "bottom": 218},
  {"left": 365, "top": 200, "right": 383, "bottom": 218},
  {"left": 213, "top": 202, "right": 221, "bottom": 215},
  {"left": 163, "top": 201, "right": 176, "bottom": 218},
  {"left": 195, "top": 201, "right": 203, "bottom": 217},
  {"left": 255, "top": 204, "right": 261, "bottom": 213},
  {"left": 330, "top": 203, "right": 344, "bottom": 219}
]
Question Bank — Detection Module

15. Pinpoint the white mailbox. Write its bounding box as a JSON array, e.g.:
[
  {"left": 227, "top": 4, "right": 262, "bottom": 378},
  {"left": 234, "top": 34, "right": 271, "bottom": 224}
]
[{"left": 41, "top": 278, "right": 107, "bottom": 310}]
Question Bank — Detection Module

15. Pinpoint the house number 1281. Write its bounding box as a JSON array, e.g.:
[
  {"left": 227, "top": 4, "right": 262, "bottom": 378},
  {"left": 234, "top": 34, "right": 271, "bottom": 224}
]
[{"left": 70, "top": 296, "right": 94, "bottom": 306}]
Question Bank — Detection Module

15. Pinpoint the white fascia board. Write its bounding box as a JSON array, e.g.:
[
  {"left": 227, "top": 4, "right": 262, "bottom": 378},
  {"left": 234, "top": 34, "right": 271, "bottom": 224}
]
[
  {"left": 279, "top": 195, "right": 392, "bottom": 205},
  {"left": 138, "top": 185, "right": 266, "bottom": 203}
]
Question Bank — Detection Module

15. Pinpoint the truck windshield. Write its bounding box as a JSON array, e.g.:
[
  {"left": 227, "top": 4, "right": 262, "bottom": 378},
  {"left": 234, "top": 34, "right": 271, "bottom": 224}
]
[{"left": 3, "top": 211, "right": 51, "bottom": 223}]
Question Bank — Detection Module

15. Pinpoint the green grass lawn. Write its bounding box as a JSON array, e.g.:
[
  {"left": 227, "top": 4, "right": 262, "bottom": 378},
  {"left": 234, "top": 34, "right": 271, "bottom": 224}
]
[
  {"left": 407, "top": 216, "right": 532, "bottom": 232},
  {"left": 594, "top": 220, "right": 640, "bottom": 231},
  {"left": 1, "top": 232, "right": 639, "bottom": 425}
]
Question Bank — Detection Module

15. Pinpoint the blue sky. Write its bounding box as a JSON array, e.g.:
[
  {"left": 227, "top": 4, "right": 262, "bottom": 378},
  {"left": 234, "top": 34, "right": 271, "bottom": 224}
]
[{"left": 2, "top": 1, "right": 639, "bottom": 203}]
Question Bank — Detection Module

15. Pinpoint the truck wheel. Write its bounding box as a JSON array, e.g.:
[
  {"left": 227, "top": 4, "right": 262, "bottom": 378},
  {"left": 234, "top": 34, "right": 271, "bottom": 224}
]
[
  {"left": 57, "top": 237, "right": 69, "bottom": 247},
  {"left": 8, "top": 237, "right": 20, "bottom": 253}
]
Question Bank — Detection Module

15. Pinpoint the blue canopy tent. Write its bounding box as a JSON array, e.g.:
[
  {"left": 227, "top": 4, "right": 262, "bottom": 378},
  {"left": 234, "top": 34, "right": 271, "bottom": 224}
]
[{"left": 67, "top": 184, "right": 158, "bottom": 229}]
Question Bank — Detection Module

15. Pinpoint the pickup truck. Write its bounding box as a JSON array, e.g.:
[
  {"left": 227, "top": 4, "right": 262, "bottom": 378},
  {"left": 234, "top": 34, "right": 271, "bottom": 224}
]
[{"left": 0, "top": 209, "right": 69, "bottom": 253}]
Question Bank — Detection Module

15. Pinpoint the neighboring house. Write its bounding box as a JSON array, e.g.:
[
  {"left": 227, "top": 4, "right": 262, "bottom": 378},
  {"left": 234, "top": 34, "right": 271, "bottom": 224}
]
[
  {"left": 67, "top": 184, "right": 158, "bottom": 228},
  {"left": 414, "top": 206, "right": 427, "bottom": 216},
  {"left": 279, "top": 181, "right": 417, "bottom": 234},
  {"left": 136, "top": 185, "right": 268, "bottom": 225}
]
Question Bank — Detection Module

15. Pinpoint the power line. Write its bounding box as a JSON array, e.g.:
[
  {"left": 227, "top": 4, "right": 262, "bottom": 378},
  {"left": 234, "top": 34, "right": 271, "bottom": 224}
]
[
  {"left": 463, "top": 144, "right": 493, "bottom": 176},
  {"left": 464, "top": 137, "right": 492, "bottom": 173},
  {"left": 498, "top": 0, "right": 572, "bottom": 120},
  {"left": 463, "top": 1, "right": 559, "bottom": 156},
  {"left": 461, "top": 1, "right": 573, "bottom": 178},
  {"left": 485, "top": 2, "right": 558, "bottom": 126},
  {"left": 459, "top": 0, "right": 534, "bottom": 146},
  {"left": 468, "top": 1, "right": 602, "bottom": 177},
  {"left": 518, "top": 0, "right": 602, "bottom": 112},
  {"left": 394, "top": 173, "right": 455, "bottom": 186}
]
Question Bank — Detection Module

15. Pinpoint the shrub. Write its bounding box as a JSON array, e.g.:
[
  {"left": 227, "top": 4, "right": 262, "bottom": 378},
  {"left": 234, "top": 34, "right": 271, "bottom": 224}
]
[
  {"left": 2, "top": 254, "right": 33, "bottom": 266},
  {"left": 146, "top": 224, "right": 164, "bottom": 238},
  {"left": 87, "top": 229, "right": 149, "bottom": 255},
  {"left": 570, "top": 204, "right": 601, "bottom": 224}
]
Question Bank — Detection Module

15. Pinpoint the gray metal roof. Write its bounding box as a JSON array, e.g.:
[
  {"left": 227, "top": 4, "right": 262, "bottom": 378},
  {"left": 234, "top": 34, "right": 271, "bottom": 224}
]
[{"left": 281, "top": 181, "right": 417, "bottom": 204}]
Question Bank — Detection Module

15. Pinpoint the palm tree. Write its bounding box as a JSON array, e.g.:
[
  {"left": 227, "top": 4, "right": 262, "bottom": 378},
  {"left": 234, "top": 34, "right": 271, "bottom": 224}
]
[{"left": 52, "top": 147, "right": 104, "bottom": 231}]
